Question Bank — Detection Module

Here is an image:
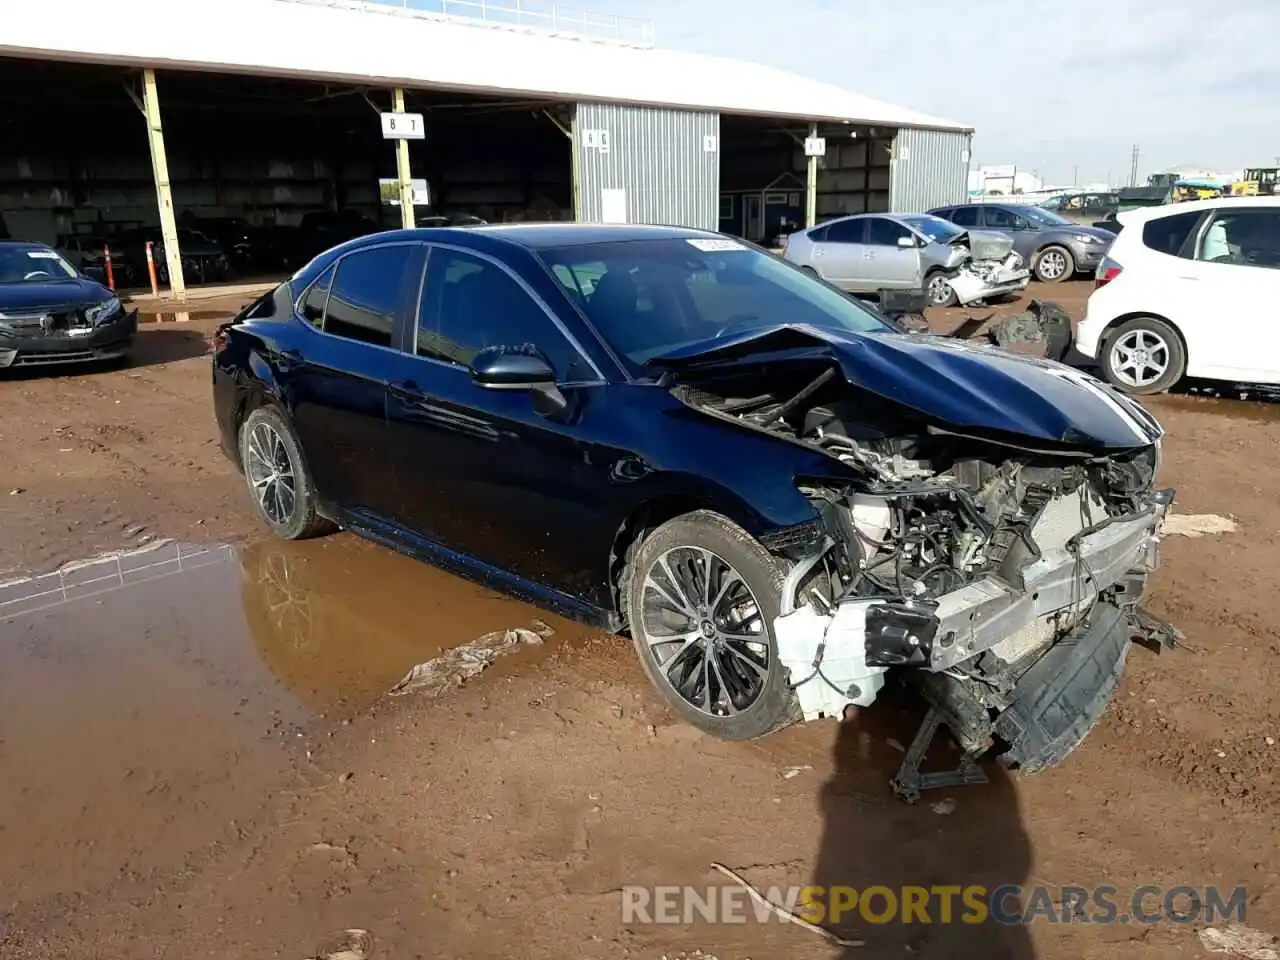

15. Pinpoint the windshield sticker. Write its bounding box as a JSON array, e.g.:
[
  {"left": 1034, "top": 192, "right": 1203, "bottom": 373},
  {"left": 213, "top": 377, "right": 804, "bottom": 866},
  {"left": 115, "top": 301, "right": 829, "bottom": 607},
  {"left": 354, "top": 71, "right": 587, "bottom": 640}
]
[
  {"left": 26, "top": 251, "right": 60, "bottom": 259},
  {"left": 687, "top": 238, "right": 746, "bottom": 253}
]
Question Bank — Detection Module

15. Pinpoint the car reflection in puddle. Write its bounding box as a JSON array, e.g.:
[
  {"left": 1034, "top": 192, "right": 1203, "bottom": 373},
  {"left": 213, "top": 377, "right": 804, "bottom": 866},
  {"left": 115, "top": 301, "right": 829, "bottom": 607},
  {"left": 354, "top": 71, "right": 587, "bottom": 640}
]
[{"left": 239, "top": 535, "right": 574, "bottom": 717}]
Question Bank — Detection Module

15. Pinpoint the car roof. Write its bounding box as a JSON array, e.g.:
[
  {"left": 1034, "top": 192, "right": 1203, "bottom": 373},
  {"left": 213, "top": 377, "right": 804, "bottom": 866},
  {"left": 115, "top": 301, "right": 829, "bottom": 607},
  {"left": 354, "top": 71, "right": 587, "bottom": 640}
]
[
  {"left": 1117, "top": 194, "right": 1280, "bottom": 226},
  {"left": 0, "top": 240, "right": 54, "bottom": 253},
  {"left": 345, "top": 222, "right": 721, "bottom": 251}
]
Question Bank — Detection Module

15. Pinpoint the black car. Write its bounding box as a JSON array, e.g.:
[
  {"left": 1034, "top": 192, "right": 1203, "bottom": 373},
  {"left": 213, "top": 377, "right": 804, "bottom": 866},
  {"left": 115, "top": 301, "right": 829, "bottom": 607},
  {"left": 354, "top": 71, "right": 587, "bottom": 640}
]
[
  {"left": 0, "top": 241, "right": 137, "bottom": 369},
  {"left": 213, "top": 224, "right": 1173, "bottom": 798}
]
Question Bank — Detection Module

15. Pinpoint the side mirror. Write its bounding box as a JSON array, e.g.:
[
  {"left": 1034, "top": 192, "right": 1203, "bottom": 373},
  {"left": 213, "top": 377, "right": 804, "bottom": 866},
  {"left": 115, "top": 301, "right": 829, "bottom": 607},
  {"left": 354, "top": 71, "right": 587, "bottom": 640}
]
[
  {"left": 470, "top": 344, "right": 568, "bottom": 418},
  {"left": 470, "top": 344, "right": 556, "bottom": 388},
  {"left": 896, "top": 235, "right": 916, "bottom": 248}
]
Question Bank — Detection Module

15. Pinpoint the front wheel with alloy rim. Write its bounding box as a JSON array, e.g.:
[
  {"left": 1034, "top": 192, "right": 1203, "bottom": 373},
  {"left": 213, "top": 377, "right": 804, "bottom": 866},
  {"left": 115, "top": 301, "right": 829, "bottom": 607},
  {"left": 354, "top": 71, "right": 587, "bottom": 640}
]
[
  {"left": 238, "top": 406, "right": 334, "bottom": 540},
  {"left": 1099, "top": 316, "right": 1186, "bottom": 395},
  {"left": 925, "top": 270, "right": 958, "bottom": 307},
  {"left": 624, "top": 510, "right": 799, "bottom": 740},
  {"left": 1033, "top": 244, "right": 1075, "bottom": 283}
]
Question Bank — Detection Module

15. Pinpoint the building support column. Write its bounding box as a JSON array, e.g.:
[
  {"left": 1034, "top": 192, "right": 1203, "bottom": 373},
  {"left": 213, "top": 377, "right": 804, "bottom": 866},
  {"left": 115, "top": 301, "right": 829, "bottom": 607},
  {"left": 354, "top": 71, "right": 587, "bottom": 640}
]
[
  {"left": 804, "top": 121, "right": 819, "bottom": 228},
  {"left": 392, "top": 88, "right": 415, "bottom": 229},
  {"left": 141, "top": 69, "right": 185, "bottom": 298}
]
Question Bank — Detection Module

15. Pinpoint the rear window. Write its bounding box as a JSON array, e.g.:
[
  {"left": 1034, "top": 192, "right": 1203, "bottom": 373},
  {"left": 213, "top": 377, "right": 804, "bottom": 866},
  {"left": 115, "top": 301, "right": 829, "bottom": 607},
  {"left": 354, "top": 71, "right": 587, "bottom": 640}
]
[{"left": 1141, "top": 211, "right": 1201, "bottom": 257}]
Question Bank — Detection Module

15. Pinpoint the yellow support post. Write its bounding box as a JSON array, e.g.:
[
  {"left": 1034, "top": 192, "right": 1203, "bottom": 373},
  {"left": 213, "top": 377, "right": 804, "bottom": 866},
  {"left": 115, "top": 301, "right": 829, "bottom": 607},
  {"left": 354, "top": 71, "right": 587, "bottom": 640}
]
[
  {"left": 393, "top": 88, "right": 416, "bottom": 229},
  {"left": 141, "top": 69, "right": 185, "bottom": 298}
]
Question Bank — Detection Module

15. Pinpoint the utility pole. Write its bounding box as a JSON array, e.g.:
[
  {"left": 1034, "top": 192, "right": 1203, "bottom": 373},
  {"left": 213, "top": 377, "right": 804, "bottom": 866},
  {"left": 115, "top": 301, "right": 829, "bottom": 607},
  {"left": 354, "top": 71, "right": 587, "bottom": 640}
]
[
  {"left": 392, "top": 88, "right": 415, "bottom": 229},
  {"left": 141, "top": 69, "right": 185, "bottom": 298},
  {"left": 804, "top": 122, "right": 820, "bottom": 228},
  {"left": 1073, "top": 165, "right": 1078, "bottom": 186},
  {"left": 1128, "top": 144, "right": 1140, "bottom": 187}
]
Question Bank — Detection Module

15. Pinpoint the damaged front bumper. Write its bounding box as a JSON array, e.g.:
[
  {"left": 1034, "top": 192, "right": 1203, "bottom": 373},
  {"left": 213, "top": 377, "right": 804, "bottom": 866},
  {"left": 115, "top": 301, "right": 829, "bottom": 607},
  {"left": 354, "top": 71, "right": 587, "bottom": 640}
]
[
  {"left": 774, "top": 492, "right": 1172, "bottom": 731},
  {"left": 945, "top": 260, "right": 1032, "bottom": 305},
  {"left": 0, "top": 309, "right": 138, "bottom": 368}
]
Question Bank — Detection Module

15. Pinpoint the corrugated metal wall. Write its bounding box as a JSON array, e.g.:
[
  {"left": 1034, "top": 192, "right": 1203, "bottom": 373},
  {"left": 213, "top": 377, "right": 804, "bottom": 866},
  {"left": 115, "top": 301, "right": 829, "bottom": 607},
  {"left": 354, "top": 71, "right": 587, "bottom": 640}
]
[
  {"left": 572, "top": 102, "right": 720, "bottom": 229},
  {"left": 889, "top": 127, "right": 972, "bottom": 213}
]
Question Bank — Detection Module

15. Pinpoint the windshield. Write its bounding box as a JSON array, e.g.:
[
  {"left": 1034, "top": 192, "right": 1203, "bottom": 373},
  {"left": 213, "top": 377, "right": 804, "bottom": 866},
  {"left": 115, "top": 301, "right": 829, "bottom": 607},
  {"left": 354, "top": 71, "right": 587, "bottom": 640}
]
[
  {"left": 539, "top": 237, "right": 891, "bottom": 370},
  {"left": 1019, "top": 206, "right": 1072, "bottom": 227},
  {"left": 0, "top": 247, "right": 78, "bottom": 283},
  {"left": 899, "top": 215, "right": 962, "bottom": 243}
]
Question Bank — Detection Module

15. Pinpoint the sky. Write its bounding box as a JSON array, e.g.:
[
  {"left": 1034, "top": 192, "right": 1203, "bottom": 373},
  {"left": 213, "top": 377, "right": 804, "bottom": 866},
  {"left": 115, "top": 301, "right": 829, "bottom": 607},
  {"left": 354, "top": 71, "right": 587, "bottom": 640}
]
[{"left": 589, "top": 0, "right": 1280, "bottom": 186}]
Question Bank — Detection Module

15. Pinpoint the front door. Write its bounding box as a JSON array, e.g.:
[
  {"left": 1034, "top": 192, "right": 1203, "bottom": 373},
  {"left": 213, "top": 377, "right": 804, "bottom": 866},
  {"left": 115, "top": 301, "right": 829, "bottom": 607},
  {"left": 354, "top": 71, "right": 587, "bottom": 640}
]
[
  {"left": 1173, "top": 207, "right": 1280, "bottom": 384},
  {"left": 861, "top": 216, "right": 923, "bottom": 289},
  {"left": 382, "top": 243, "right": 616, "bottom": 599},
  {"left": 282, "top": 242, "right": 421, "bottom": 518}
]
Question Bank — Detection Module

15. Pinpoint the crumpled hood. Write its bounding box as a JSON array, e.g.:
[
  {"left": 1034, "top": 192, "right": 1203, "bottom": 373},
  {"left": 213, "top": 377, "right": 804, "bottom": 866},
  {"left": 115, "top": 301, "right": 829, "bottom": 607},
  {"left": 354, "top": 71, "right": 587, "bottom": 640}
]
[
  {"left": 0, "top": 278, "right": 112, "bottom": 312},
  {"left": 650, "top": 324, "right": 1162, "bottom": 451},
  {"left": 948, "top": 229, "right": 1014, "bottom": 262}
]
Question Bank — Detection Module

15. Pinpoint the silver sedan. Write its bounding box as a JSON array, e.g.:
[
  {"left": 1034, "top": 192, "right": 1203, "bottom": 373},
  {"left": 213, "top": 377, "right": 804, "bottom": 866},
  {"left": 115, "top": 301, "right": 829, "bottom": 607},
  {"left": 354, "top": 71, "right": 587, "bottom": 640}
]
[{"left": 781, "top": 212, "right": 1030, "bottom": 307}]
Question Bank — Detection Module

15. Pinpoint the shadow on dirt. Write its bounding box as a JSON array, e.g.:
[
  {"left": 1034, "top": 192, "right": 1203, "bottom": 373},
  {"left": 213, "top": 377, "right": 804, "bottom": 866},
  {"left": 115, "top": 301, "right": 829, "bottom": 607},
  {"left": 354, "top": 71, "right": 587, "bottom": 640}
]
[
  {"left": 813, "top": 687, "right": 1036, "bottom": 959},
  {"left": 126, "top": 326, "right": 212, "bottom": 368}
]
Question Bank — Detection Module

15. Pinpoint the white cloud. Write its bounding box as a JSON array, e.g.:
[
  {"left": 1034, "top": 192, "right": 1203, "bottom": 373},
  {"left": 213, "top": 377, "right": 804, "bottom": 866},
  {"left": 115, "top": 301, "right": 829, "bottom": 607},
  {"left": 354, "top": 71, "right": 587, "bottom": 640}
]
[{"left": 595, "top": 0, "right": 1280, "bottom": 183}]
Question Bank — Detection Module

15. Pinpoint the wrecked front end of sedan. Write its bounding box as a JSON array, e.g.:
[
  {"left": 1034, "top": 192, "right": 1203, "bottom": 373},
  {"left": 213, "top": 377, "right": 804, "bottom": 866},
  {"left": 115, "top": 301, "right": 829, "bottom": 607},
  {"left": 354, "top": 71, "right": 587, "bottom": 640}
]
[
  {"left": 659, "top": 325, "right": 1174, "bottom": 801},
  {"left": 933, "top": 230, "right": 1031, "bottom": 306}
]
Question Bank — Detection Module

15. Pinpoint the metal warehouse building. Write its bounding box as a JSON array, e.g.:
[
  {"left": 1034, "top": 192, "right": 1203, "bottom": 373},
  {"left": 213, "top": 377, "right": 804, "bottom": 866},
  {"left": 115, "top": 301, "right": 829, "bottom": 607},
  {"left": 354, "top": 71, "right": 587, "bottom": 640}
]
[{"left": 0, "top": 0, "right": 972, "bottom": 296}]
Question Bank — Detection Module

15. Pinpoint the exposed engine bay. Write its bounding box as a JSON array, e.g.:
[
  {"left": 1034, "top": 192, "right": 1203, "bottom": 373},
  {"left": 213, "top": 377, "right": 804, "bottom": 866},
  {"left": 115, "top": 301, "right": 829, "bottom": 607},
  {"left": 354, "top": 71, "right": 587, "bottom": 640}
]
[
  {"left": 941, "top": 230, "right": 1031, "bottom": 305},
  {"left": 673, "top": 358, "right": 1175, "bottom": 801}
]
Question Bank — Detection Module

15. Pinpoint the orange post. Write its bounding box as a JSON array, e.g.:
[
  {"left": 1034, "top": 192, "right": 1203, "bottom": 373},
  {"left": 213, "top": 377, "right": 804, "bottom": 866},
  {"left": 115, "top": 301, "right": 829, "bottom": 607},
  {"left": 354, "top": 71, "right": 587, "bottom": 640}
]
[
  {"left": 145, "top": 241, "right": 159, "bottom": 297},
  {"left": 103, "top": 243, "right": 115, "bottom": 290}
]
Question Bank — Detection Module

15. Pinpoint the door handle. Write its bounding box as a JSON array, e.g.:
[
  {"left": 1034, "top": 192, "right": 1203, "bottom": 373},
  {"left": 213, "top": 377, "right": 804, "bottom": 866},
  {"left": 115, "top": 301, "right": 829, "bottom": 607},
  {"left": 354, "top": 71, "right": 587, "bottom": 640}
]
[
  {"left": 274, "top": 348, "right": 303, "bottom": 371},
  {"left": 389, "top": 379, "right": 425, "bottom": 403},
  {"left": 1176, "top": 275, "right": 1200, "bottom": 281}
]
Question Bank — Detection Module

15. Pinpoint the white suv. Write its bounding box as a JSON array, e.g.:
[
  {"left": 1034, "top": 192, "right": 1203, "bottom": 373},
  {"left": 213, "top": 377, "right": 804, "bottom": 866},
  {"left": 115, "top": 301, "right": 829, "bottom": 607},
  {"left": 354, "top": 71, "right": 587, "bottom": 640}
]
[{"left": 1076, "top": 196, "right": 1280, "bottom": 394}]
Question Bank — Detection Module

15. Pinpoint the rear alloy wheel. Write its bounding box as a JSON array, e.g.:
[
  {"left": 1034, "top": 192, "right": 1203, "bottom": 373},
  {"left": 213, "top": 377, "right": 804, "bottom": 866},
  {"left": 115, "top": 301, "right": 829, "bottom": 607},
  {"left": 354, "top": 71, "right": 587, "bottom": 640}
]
[
  {"left": 1100, "top": 316, "right": 1186, "bottom": 395},
  {"left": 625, "top": 511, "right": 798, "bottom": 740},
  {"left": 238, "top": 406, "right": 333, "bottom": 540},
  {"left": 1033, "top": 244, "right": 1075, "bottom": 283},
  {"left": 925, "top": 270, "right": 958, "bottom": 307}
]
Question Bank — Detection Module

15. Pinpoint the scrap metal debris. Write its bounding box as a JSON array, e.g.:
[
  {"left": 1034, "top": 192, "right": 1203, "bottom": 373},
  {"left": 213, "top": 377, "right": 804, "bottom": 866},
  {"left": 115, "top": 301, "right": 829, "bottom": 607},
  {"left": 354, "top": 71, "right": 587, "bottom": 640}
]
[
  {"left": 386, "top": 620, "right": 554, "bottom": 698},
  {"left": 986, "top": 299, "right": 1073, "bottom": 362},
  {"left": 305, "top": 929, "right": 373, "bottom": 960},
  {"left": 1199, "top": 923, "right": 1279, "bottom": 959},
  {"left": 1161, "top": 513, "right": 1238, "bottom": 538}
]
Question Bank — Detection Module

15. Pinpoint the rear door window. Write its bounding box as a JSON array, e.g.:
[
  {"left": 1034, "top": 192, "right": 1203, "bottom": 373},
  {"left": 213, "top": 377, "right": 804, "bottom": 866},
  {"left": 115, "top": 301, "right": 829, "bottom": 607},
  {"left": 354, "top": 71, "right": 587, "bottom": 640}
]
[
  {"left": 1141, "top": 211, "right": 1202, "bottom": 258},
  {"left": 950, "top": 206, "right": 981, "bottom": 228},
  {"left": 322, "top": 245, "right": 414, "bottom": 347},
  {"left": 823, "top": 218, "right": 865, "bottom": 244}
]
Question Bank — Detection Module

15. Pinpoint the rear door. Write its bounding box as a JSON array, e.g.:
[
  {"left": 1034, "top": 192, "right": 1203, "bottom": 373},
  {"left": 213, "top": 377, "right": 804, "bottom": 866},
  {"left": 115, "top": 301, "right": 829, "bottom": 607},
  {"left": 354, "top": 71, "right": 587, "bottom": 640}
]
[
  {"left": 861, "top": 217, "right": 922, "bottom": 289},
  {"left": 808, "top": 217, "right": 867, "bottom": 290},
  {"left": 282, "top": 241, "right": 421, "bottom": 519}
]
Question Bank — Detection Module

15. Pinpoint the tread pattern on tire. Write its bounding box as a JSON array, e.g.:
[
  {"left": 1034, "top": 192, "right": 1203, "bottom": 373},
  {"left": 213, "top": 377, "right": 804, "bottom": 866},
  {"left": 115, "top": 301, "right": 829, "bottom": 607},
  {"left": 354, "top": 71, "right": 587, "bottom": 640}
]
[
  {"left": 239, "top": 405, "right": 334, "bottom": 541},
  {"left": 622, "top": 509, "right": 801, "bottom": 741}
]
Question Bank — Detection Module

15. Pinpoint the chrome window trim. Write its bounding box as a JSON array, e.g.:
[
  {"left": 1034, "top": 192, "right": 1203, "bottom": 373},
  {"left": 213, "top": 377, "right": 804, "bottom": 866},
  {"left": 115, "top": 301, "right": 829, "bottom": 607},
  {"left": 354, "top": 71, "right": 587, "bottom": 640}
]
[{"left": 291, "top": 240, "right": 421, "bottom": 360}]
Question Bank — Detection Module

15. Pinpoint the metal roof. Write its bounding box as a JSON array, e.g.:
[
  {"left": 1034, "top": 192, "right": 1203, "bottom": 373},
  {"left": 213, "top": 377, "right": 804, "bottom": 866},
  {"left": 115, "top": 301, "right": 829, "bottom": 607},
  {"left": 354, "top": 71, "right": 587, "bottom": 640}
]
[{"left": 2, "top": 0, "right": 971, "bottom": 131}]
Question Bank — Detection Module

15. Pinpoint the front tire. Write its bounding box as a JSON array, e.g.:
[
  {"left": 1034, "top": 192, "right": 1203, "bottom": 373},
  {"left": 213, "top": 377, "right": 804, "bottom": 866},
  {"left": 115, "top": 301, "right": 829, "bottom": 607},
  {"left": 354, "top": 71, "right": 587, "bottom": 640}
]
[
  {"left": 925, "top": 270, "right": 958, "bottom": 307},
  {"left": 238, "top": 405, "right": 333, "bottom": 540},
  {"left": 624, "top": 511, "right": 799, "bottom": 740},
  {"left": 1033, "top": 244, "right": 1075, "bottom": 283},
  {"left": 1100, "top": 316, "right": 1186, "bottom": 395}
]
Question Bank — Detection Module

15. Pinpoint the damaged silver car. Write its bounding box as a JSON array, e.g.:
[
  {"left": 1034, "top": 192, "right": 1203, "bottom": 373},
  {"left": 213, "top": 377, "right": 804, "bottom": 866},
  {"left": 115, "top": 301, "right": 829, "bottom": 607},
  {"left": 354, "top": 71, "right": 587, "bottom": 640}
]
[{"left": 781, "top": 212, "right": 1030, "bottom": 308}]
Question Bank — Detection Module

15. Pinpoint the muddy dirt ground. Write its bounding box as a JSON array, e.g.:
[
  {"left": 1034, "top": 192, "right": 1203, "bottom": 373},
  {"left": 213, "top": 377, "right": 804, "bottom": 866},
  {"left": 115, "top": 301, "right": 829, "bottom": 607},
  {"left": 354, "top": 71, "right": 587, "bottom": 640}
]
[{"left": 1, "top": 282, "right": 1277, "bottom": 959}]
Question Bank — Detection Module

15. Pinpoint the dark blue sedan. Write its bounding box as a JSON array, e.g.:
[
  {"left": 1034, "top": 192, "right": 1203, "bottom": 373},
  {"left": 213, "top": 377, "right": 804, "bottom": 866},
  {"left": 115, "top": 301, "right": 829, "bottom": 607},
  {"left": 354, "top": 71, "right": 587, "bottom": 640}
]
[
  {"left": 212, "top": 223, "right": 1173, "bottom": 793},
  {"left": 0, "top": 241, "right": 137, "bottom": 369}
]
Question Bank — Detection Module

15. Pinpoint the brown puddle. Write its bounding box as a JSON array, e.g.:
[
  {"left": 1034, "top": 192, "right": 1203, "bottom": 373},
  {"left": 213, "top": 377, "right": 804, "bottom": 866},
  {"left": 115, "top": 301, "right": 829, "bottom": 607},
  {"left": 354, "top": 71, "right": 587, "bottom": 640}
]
[
  {"left": 1147, "top": 391, "right": 1280, "bottom": 424},
  {"left": 0, "top": 535, "right": 578, "bottom": 902}
]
